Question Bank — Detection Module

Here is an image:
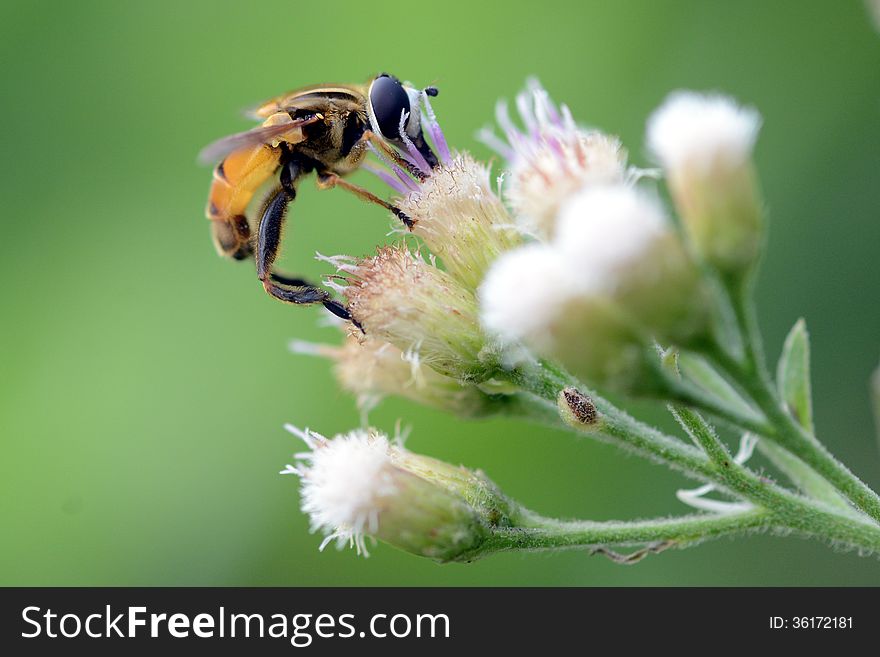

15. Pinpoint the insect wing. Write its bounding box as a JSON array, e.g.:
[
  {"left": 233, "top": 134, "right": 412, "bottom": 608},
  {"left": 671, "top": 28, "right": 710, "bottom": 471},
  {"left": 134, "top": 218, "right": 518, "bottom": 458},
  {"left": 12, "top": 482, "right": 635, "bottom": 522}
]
[
  {"left": 198, "top": 116, "right": 318, "bottom": 165},
  {"left": 247, "top": 84, "right": 366, "bottom": 119}
]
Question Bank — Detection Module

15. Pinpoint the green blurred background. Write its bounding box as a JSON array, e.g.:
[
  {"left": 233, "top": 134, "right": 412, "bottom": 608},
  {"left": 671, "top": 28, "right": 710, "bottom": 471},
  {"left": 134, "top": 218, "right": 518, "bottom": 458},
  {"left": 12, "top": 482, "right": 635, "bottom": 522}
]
[{"left": 1, "top": 0, "right": 879, "bottom": 585}]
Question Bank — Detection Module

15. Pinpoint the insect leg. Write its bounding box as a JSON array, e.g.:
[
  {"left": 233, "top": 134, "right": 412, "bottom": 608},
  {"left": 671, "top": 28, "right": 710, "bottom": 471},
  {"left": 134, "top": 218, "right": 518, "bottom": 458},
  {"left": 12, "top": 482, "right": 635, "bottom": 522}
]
[
  {"left": 264, "top": 155, "right": 327, "bottom": 286},
  {"left": 316, "top": 171, "right": 414, "bottom": 229},
  {"left": 269, "top": 272, "right": 314, "bottom": 287},
  {"left": 363, "top": 130, "right": 428, "bottom": 182},
  {"left": 256, "top": 168, "right": 352, "bottom": 320},
  {"left": 256, "top": 185, "right": 324, "bottom": 303}
]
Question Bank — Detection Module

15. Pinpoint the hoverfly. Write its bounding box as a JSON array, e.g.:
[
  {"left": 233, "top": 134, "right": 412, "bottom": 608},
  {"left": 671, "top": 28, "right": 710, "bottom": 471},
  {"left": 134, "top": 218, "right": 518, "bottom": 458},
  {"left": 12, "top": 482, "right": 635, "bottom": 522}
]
[{"left": 199, "top": 73, "right": 440, "bottom": 319}]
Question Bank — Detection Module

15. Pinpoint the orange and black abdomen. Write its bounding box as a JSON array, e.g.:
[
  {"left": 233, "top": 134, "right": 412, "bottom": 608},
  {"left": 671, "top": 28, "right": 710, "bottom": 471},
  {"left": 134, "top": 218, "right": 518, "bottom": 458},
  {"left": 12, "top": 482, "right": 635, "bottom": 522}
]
[{"left": 206, "top": 144, "right": 280, "bottom": 259}]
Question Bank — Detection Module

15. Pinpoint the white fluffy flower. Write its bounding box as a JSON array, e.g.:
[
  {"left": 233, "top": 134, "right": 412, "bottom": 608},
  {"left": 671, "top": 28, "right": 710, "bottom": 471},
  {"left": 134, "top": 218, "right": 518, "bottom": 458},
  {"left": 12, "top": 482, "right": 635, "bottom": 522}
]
[
  {"left": 479, "top": 185, "right": 706, "bottom": 391},
  {"left": 290, "top": 334, "right": 519, "bottom": 418},
  {"left": 479, "top": 243, "right": 575, "bottom": 354},
  {"left": 555, "top": 186, "right": 669, "bottom": 294},
  {"left": 283, "top": 425, "right": 495, "bottom": 559},
  {"left": 646, "top": 91, "right": 763, "bottom": 274},
  {"left": 647, "top": 91, "right": 761, "bottom": 174},
  {"left": 286, "top": 426, "right": 396, "bottom": 555}
]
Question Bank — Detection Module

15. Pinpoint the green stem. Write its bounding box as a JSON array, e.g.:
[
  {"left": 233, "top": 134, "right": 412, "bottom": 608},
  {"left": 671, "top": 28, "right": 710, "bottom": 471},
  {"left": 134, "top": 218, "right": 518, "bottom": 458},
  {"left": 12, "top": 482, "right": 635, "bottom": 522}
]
[
  {"left": 489, "top": 358, "right": 880, "bottom": 557},
  {"left": 670, "top": 405, "right": 734, "bottom": 467},
  {"left": 503, "top": 361, "right": 829, "bottom": 510},
  {"left": 658, "top": 366, "right": 771, "bottom": 435},
  {"left": 483, "top": 392, "right": 560, "bottom": 425},
  {"left": 467, "top": 498, "right": 880, "bottom": 560},
  {"left": 475, "top": 509, "right": 772, "bottom": 559},
  {"left": 503, "top": 361, "right": 718, "bottom": 483},
  {"left": 709, "top": 275, "right": 880, "bottom": 524},
  {"left": 756, "top": 440, "right": 853, "bottom": 513}
]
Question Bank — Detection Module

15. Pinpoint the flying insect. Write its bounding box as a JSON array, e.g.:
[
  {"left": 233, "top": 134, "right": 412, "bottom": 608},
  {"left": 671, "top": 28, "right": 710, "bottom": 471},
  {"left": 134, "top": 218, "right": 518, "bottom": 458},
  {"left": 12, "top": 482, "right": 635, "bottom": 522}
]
[{"left": 200, "top": 74, "right": 440, "bottom": 319}]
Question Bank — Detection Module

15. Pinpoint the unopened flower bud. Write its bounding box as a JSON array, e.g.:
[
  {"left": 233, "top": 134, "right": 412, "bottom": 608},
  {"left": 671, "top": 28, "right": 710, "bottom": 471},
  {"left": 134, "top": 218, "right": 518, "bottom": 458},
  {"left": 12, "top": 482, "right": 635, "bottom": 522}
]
[
  {"left": 647, "top": 91, "right": 763, "bottom": 275},
  {"left": 326, "top": 246, "right": 498, "bottom": 382},
  {"left": 284, "top": 426, "right": 512, "bottom": 561},
  {"left": 397, "top": 152, "right": 521, "bottom": 290}
]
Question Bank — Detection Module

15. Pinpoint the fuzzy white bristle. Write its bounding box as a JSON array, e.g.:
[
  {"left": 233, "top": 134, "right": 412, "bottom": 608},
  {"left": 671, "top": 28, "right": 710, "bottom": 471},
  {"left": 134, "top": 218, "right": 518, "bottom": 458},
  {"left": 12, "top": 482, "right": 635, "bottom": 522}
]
[
  {"left": 646, "top": 91, "right": 761, "bottom": 174},
  {"left": 554, "top": 186, "right": 669, "bottom": 294},
  {"left": 294, "top": 428, "right": 398, "bottom": 555},
  {"left": 478, "top": 243, "right": 576, "bottom": 348}
]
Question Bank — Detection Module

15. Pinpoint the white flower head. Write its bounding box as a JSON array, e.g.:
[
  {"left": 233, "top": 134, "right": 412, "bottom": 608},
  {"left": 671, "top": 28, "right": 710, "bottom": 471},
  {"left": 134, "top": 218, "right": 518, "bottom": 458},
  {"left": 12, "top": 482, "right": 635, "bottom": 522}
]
[
  {"left": 647, "top": 91, "right": 763, "bottom": 274},
  {"left": 288, "top": 426, "right": 395, "bottom": 555},
  {"left": 479, "top": 243, "right": 576, "bottom": 354},
  {"left": 362, "top": 90, "right": 519, "bottom": 291},
  {"left": 284, "top": 425, "right": 499, "bottom": 560},
  {"left": 647, "top": 91, "right": 761, "bottom": 175},
  {"left": 555, "top": 186, "right": 669, "bottom": 294},
  {"left": 479, "top": 185, "right": 706, "bottom": 392},
  {"left": 480, "top": 78, "right": 642, "bottom": 240}
]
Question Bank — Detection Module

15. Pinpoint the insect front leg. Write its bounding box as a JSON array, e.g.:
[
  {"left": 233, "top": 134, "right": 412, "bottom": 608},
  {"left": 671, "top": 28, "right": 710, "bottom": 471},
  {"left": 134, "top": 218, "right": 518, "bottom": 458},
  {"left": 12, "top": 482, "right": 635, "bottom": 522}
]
[
  {"left": 362, "top": 130, "right": 428, "bottom": 182},
  {"left": 315, "top": 171, "right": 414, "bottom": 229}
]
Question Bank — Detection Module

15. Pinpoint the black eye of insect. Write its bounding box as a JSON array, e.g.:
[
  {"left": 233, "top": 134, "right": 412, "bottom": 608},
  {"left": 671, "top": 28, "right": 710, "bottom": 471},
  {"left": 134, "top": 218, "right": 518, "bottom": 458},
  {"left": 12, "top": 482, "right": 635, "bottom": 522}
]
[{"left": 369, "top": 74, "right": 411, "bottom": 139}]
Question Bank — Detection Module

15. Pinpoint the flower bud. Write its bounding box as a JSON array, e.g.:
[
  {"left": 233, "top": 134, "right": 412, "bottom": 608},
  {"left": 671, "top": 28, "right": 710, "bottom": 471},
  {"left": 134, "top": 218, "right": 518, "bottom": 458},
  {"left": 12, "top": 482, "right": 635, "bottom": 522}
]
[
  {"left": 292, "top": 334, "right": 519, "bottom": 418},
  {"left": 647, "top": 91, "right": 763, "bottom": 275},
  {"left": 397, "top": 152, "right": 521, "bottom": 291},
  {"left": 326, "top": 246, "right": 498, "bottom": 382},
  {"left": 480, "top": 186, "right": 706, "bottom": 393},
  {"left": 284, "top": 426, "right": 512, "bottom": 561}
]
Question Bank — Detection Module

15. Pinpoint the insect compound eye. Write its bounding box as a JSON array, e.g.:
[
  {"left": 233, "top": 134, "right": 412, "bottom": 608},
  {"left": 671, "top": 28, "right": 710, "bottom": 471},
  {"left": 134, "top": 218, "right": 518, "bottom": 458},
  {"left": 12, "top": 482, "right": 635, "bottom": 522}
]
[{"left": 369, "top": 74, "right": 411, "bottom": 139}]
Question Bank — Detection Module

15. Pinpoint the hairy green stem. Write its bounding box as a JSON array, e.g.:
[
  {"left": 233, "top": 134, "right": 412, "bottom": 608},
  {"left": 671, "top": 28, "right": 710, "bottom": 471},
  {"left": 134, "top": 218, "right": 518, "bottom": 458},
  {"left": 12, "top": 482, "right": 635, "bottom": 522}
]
[
  {"left": 465, "top": 493, "right": 880, "bottom": 560},
  {"left": 670, "top": 406, "right": 734, "bottom": 467},
  {"left": 483, "top": 391, "right": 561, "bottom": 425},
  {"left": 492, "top": 358, "right": 880, "bottom": 557},
  {"left": 757, "top": 440, "right": 854, "bottom": 513},
  {"left": 660, "top": 369, "right": 770, "bottom": 435},
  {"left": 474, "top": 500, "right": 880, "bottom": 559},
  {"left": 709, "top": 275, "right": 880, "bottom": 524},
  {"left": 473, "top": 509, "right": 772, "bottom": 560},
  {"left": 503, "top": 361, "right": 717, "bottom": 482},
  {"left": 505, "top": 361, "right": 825, "bottom": 507}
]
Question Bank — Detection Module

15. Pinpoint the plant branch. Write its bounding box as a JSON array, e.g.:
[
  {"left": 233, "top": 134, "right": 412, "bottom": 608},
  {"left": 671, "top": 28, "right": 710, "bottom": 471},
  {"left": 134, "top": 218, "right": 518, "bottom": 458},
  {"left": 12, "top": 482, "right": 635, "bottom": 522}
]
[
  {"left": 472, "top": 508, "right": 772, "bottom": 560},
  {"left": 706, "top": 274, "right": 880, "bottom": 524},
  {"left": 502, "top": 360, "right": 718, "bottom": 483},
  {"left": 490, "top": 357, "right": 880, "bottom": 557}
]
